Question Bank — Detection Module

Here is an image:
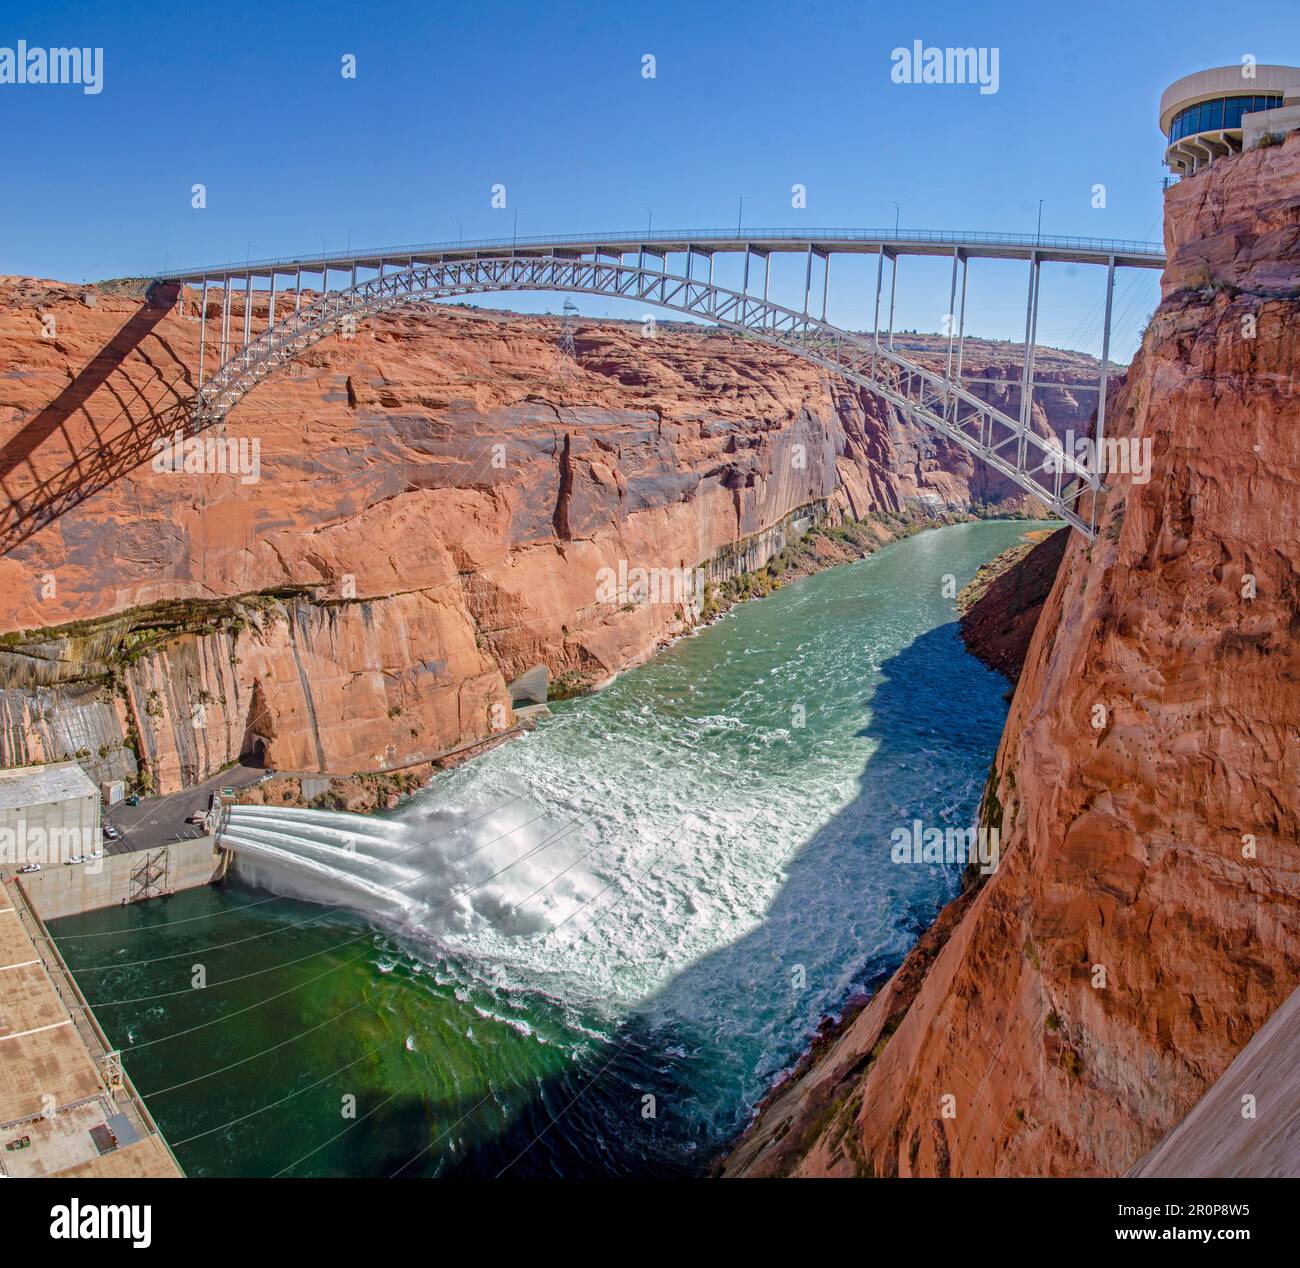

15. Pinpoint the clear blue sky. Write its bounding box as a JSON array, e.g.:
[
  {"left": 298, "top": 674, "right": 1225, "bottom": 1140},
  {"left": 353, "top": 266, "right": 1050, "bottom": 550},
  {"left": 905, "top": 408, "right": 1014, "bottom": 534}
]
[{"left": 3, "top": 0, "right": 1296, "bottom": 358}]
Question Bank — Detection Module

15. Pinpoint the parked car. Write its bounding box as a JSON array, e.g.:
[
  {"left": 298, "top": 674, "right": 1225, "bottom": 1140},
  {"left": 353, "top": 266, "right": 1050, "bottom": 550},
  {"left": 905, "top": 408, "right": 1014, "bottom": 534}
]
[
  {"left": 64, "top": 855, "right": 84, "bottom": 866},
  {"left": 18, "top": 862, "right": 40, "bottom": 874},
  {"left": 102, "top": 823, "right": 122, "bottom": 841}
]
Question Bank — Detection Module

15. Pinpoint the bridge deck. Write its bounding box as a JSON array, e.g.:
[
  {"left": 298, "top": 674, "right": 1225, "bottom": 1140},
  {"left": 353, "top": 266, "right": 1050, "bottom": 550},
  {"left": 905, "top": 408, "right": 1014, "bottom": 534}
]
[{"left": 156, "top": 227, "right": 1166, "bottom": 283}]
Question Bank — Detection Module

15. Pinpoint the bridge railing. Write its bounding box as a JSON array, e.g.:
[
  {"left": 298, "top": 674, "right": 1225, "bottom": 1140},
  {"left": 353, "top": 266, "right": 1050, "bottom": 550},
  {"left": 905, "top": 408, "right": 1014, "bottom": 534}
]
[{"left": 156, "top": 226, "right": 1165, "bottom": 281}]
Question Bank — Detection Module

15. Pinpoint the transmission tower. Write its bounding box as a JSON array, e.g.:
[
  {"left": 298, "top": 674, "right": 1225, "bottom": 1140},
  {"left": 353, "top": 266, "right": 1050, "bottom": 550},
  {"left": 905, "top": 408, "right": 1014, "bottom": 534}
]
[{"left": 555, "top": 299, "right": 579, "bottom": 376}]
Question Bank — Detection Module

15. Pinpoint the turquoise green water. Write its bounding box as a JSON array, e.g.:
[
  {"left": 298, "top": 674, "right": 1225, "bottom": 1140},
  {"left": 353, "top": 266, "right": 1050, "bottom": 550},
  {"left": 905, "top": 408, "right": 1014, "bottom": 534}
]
[{"left": 52, "top": 520, "right": 1041, "bottom": 1177}]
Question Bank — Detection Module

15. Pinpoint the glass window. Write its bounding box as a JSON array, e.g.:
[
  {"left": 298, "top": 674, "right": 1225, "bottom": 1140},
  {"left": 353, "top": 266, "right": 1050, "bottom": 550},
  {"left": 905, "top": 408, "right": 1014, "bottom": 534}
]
[{"left": 1170, "top": 94, "right": 1287, "bottom": 142}]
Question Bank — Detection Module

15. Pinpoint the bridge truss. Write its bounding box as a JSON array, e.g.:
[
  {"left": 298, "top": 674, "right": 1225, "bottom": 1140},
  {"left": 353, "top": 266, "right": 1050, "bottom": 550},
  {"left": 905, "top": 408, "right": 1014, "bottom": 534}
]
[{"left": 157, "top": 229, "right": 1166, "bottom": 538}]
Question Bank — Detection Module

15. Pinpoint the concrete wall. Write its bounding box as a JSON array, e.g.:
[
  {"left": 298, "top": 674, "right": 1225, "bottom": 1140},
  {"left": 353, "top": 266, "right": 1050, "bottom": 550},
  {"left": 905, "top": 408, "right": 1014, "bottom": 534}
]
[
  {"left": 1245, "top": 103, "right": 1300, "bottom": 148},
  {"left": 0, "top": 791, "right": 99, "bottom": 870},
  {"left": 21, "top": 837, "right": 226, "bottom": 921},
  {"left": 1132, "top": 984, "right": 1300, "bottom": 1177}
]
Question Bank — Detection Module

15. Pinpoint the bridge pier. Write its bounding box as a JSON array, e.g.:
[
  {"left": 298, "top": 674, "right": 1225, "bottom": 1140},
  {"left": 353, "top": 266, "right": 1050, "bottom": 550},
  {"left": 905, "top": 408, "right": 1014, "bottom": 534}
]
[
  {"left": 887, "top": 250, "right": 899, "bottom": 349},
  {"left": 954, "top": 252, "right": 970, "bottom": 412},
  {"left": 197, "top": 278, "right": 208, "bottom": 399},
  {"left": 220, "top": 277, "right": 231, "bottom": 373},
  {"left": 944, "top": 247, "right": 964, "bottom": 418},
  {"left": 1093, "top": 255, "right": 1118, "bottom": 534},
  {"left": 1016, "top": 252, "right": 1042, "bottom": 471}
]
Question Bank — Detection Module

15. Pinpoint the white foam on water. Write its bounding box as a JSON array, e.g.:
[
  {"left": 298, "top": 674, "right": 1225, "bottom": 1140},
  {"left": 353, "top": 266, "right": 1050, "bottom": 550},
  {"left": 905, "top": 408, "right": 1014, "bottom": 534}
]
[{"left": 220, "top": 523, "right": 1026, "bottom": 1088}]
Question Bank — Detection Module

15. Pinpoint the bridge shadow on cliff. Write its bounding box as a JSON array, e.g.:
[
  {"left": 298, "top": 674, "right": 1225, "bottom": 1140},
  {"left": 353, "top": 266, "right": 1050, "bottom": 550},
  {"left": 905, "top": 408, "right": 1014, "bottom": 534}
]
[
  {"left": 0, "top": 283, "right": 190, "bottom": 558},
  {"left": 397, "top": 618, "right": 1008, "bottom": 1178}
]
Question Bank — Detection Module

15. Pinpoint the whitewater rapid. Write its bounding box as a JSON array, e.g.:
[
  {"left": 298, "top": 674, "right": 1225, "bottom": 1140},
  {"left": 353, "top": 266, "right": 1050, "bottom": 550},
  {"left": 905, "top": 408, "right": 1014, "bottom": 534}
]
[{"left": 223, "top": 522, "right": 1021, "bottom": 1077}]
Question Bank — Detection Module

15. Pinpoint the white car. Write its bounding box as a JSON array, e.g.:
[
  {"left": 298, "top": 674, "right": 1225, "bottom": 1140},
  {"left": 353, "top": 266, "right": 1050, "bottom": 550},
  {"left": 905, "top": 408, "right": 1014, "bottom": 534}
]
[{"left": 18, "top": 862, "right": 40, "bottom": 874}]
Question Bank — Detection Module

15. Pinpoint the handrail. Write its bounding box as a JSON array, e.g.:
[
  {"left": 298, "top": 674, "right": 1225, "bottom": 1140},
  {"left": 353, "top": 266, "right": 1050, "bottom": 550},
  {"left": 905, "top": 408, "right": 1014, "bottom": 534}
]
[
  {"left": 156, "top": 226, "right": 1166, "bottom": 280},
  {"left": 9, "top": 877, "right": 185, "bottom": 1174}
]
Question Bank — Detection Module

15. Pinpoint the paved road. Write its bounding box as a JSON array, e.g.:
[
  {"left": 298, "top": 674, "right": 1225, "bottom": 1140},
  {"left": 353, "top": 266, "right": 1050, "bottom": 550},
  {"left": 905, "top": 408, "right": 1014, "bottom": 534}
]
[{"left": 104, "top": 762, "right": 268, "bottom": 855}]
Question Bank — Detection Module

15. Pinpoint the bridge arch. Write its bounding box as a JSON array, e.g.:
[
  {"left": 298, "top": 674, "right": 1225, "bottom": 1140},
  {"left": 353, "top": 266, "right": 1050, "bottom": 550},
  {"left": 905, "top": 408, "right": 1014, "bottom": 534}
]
[{"left": 191, "top": 253, "right": 1102, "bottom": 535}]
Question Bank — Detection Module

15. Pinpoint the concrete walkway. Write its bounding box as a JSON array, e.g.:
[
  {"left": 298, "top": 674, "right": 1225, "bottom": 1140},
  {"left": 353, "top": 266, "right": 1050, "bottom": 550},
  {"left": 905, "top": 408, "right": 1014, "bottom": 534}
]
[{"left": 0, "top": 881, "right": 181, "bottom": 1177}]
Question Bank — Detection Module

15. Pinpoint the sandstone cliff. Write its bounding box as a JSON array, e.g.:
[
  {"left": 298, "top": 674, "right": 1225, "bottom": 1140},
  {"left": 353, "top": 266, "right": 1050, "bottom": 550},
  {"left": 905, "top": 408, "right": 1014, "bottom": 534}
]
[
  {"left": 0, "top": 281, "right": 1097, "bottom": 793},
  {"left": 958, "top": 527, "right": 1069, "bottom": 682},
  {"left": 725, "top": 132, "right": 1300, "bottom": 1177}
]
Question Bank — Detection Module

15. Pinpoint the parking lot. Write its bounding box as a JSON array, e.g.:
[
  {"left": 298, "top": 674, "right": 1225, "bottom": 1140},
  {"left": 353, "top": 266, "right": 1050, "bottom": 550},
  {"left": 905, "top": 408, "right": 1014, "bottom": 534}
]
[{"left": 103, "top": 761, "right": 268, "bottom": 855}]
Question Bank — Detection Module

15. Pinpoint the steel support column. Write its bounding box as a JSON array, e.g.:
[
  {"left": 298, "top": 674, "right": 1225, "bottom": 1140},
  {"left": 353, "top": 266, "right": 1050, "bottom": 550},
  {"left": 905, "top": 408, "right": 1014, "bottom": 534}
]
[
  {"left": 220, "top": 276, "right": 230, "bottom": 364},
  {"left": 944, "top": 247, "right": 960, "bottom": 411},
  {"left": 243, "top": 273, "right": 253, "bottom": 350},
  {"left": 1017, "top": 253, "right": 1041, "bottom": 468},
  {"left": 1093, "top": 255, "right": 1117, "bottom": 533},
  {"left": 871, "top": 245, "right": 885, "bottom": 376},
  {"left": 887, "top": 252, "right": 898, "bottom": 349},
  {"left": 197, "top": 279, "right": 208, "bottom": 393},
  {"left": 954, "top": 253, "right": 970, "bottom": 389},
  {"left": 821, "top": 250, "right": 830, "bottom": 322},
  {"left": 803, "top": 242, "right": 813, "bottom": 316},
  {"left": 1096, "top": 255, "right": 1117, "bottom": 452}
]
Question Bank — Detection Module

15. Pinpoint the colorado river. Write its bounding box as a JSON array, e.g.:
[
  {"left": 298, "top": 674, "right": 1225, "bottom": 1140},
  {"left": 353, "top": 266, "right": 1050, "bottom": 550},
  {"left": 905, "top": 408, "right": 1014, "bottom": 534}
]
[{"left": 52, "top": 519, "right": 1041, "bottom": 1177}]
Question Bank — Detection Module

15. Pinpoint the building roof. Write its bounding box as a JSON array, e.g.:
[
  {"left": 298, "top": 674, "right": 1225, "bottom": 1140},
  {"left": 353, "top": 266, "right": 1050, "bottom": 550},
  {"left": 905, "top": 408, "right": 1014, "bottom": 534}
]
[
  {"left": 1159, "top": 65, "right": 1300, "bottom": 132},
  {"left": 0, "top": 762, "right": 99, "bottom": 813}
]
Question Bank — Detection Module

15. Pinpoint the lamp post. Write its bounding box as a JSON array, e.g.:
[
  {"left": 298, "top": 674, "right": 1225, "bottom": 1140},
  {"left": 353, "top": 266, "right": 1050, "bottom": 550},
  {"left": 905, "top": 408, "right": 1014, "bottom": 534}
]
[
  {"left": 1036, "top": 199, "right": 1044, "bottom": 243},
  {"left": 642, "top": 205, "right": 652, "bottom": 234},
  {"left": 892, "top": 202, "right": 900, "bottom": 236},
  {"left": 737, "top": 193, "right": 749, "bottom": 234}
]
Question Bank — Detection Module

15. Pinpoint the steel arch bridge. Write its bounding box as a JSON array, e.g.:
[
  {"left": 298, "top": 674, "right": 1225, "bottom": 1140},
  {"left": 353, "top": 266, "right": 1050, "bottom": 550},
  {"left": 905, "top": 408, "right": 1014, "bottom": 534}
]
[{"left": 156, "top": 229, "right": 1167, "bottom": 538}]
